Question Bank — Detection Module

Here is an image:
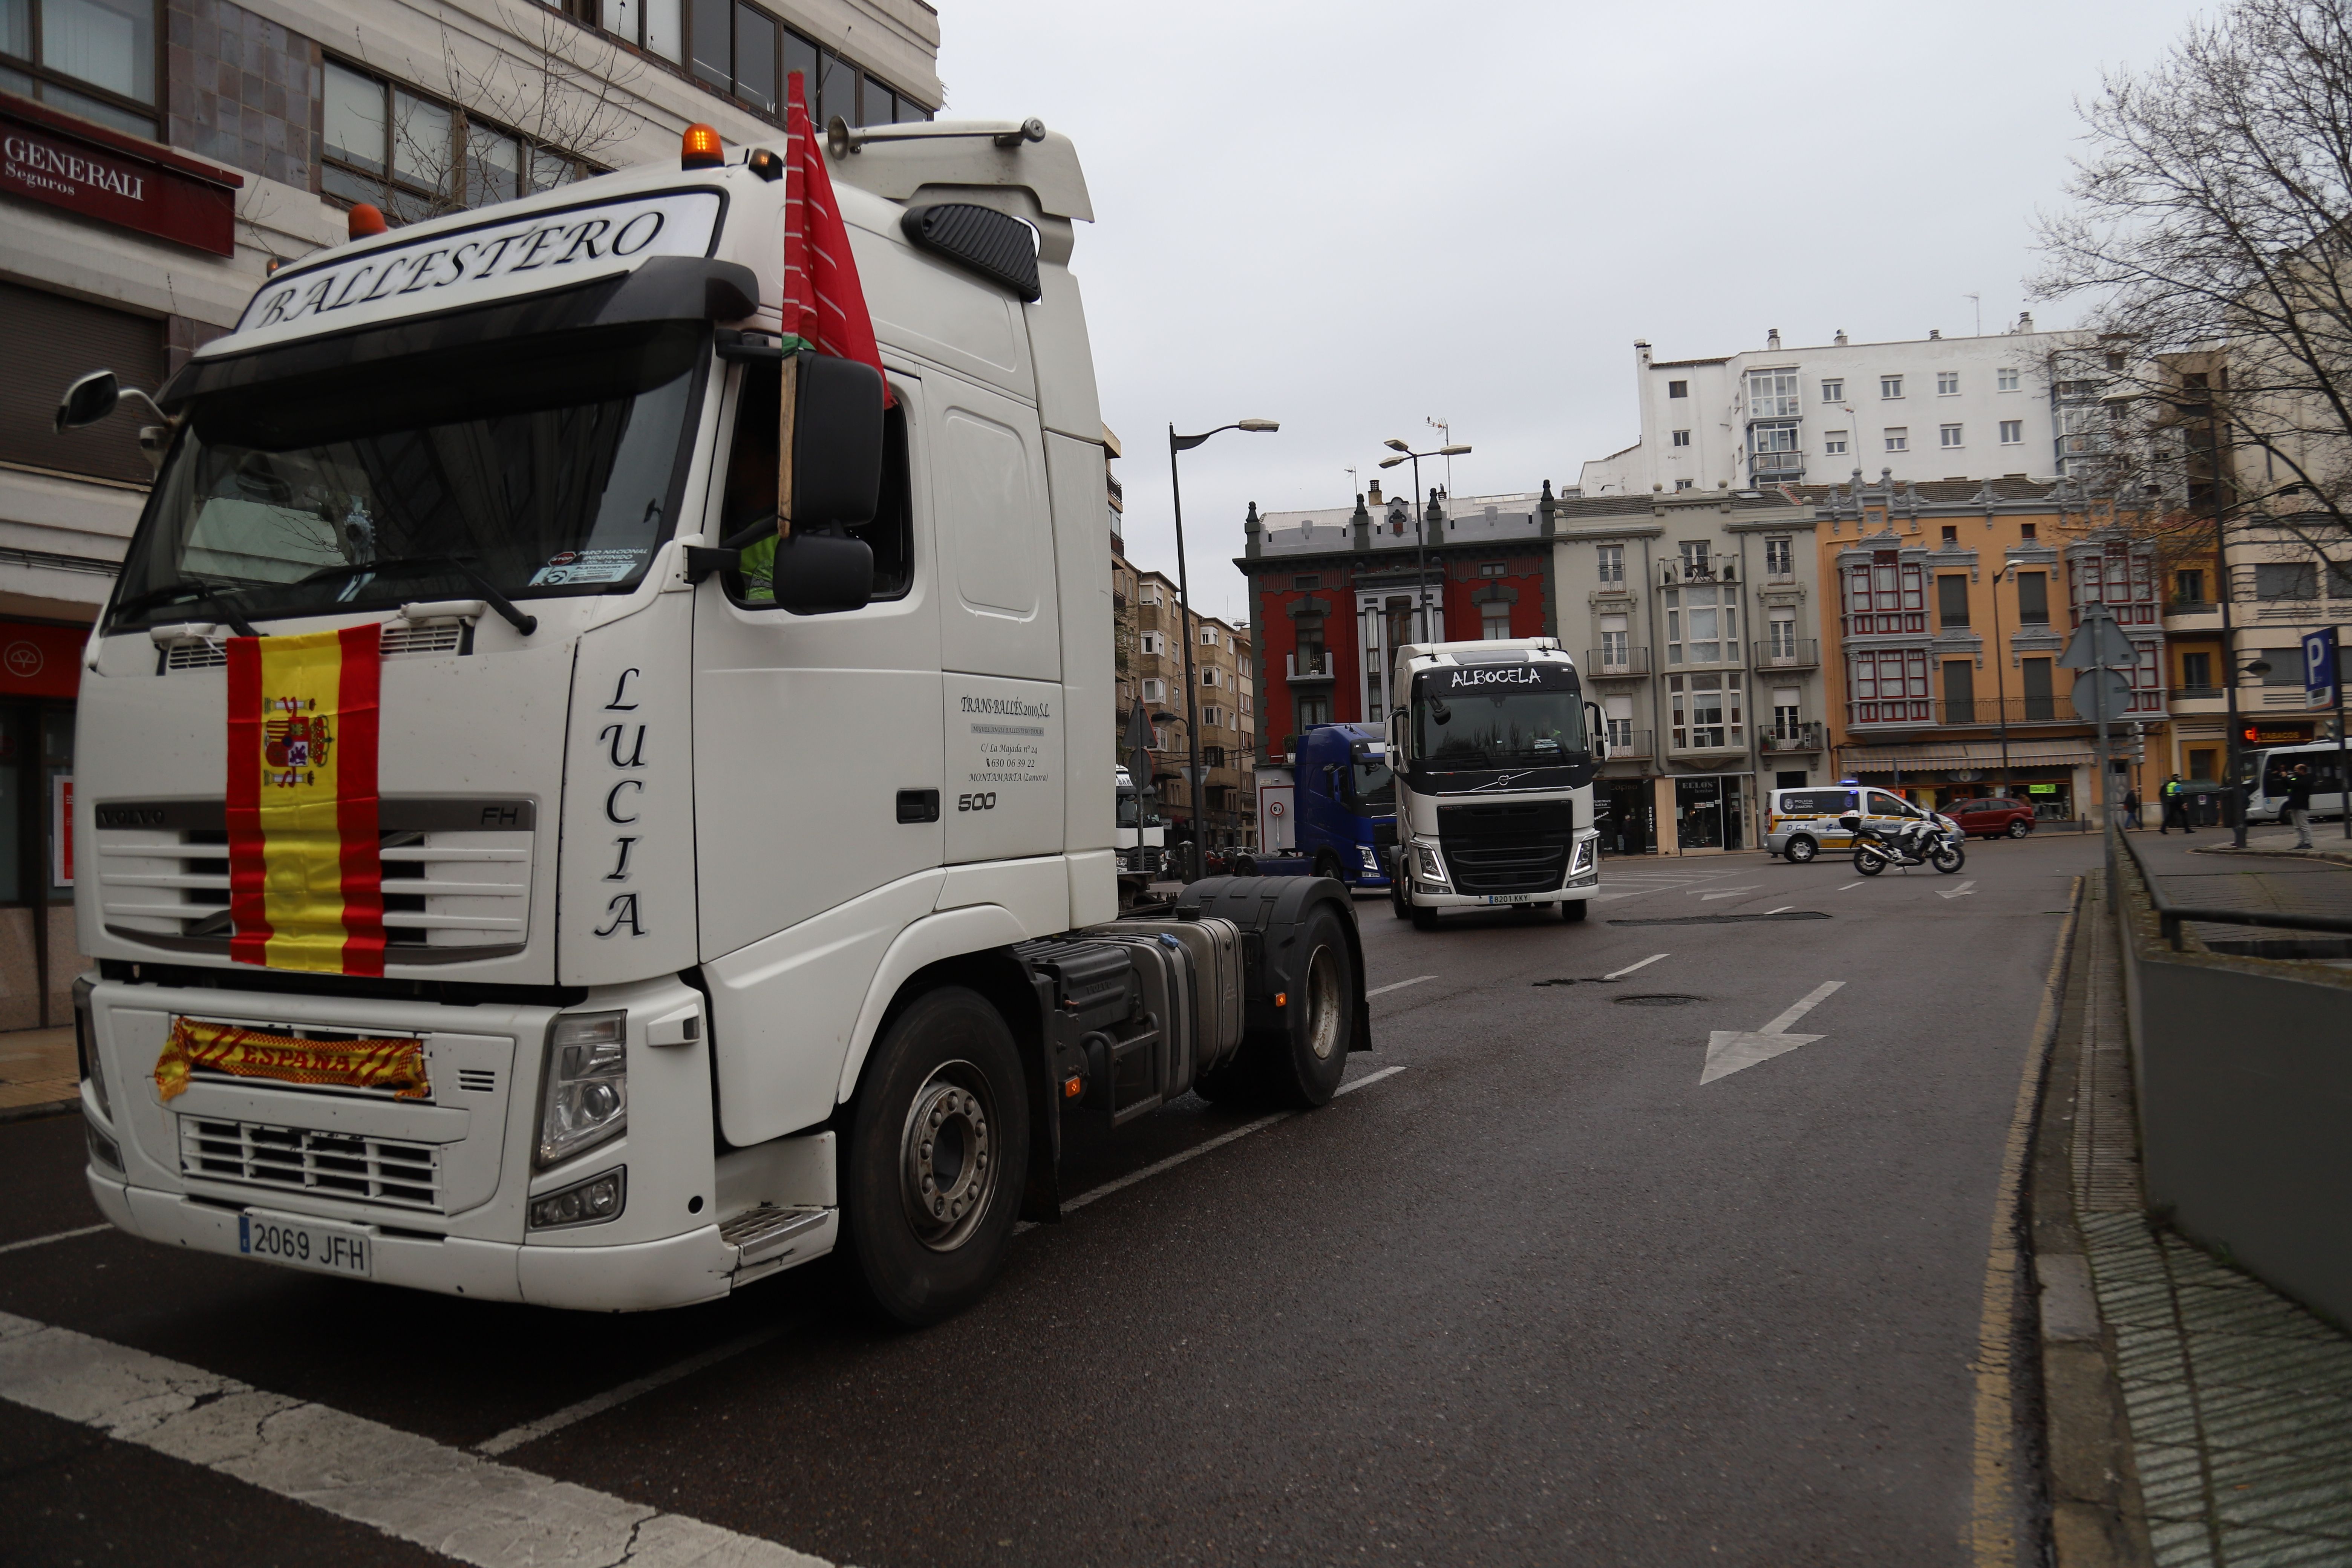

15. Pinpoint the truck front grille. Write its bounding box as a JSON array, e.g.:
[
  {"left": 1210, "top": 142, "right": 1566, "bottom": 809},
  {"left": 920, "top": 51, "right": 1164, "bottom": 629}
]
[
  {"left": 92, "top": 798, "right": 534, "bottom": 965},
  {"left": 179, "top": 1116, "right": 442, "bottom": 1209},
  {"left": 1441, "top": 841, "right": 1570, "bottom": 894},
  {"left": 1436, "top": 798, "right": 1575, "bottom": 896}
]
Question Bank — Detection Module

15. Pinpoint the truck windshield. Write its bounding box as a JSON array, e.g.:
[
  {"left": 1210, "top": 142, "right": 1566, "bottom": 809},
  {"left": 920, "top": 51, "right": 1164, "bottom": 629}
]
[
  {"left": 1412, "top": 669, "right": 1587, "bottom": 770},
  {"left": 1350, "top": 763, "right": 1395, "bottom": 812},
  {"left": 1116, "top": 788, "right": 1162, "bottom": 827},
  {"left": 109, "top": 322, "right": 702, "bottom": 631}
]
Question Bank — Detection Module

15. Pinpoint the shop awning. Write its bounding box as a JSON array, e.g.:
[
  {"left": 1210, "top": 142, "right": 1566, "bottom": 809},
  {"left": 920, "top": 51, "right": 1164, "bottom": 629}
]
[{"left": 1836, "top": 738, "right": 2096, "bottom": 773}]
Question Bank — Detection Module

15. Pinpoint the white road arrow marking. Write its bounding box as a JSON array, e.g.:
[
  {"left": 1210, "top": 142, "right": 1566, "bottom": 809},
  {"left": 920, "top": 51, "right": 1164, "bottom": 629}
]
[
  {"left": 1697, "top": 886, "right": 1763, "bottom": 900},
  {"left": 1603, "top": 952, "right": 1669, "bottom": 980},
  {"left": 1701, "top": 980, "right": 1846, "bottom": 1084},
  {"left": 1937, "top": 879, "right": 1978, "bottom": 900}
]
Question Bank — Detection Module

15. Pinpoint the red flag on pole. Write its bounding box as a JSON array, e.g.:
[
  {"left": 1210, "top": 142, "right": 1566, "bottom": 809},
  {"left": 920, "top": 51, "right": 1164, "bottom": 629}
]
[{"left": 784, "top": 71, "right": 893, "bottom": 406}]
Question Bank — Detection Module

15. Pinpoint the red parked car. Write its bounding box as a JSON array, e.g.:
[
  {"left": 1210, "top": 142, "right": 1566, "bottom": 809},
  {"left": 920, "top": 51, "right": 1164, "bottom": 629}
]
[{"left": 1944, "top": 797, "right": 2037, "bottom": 839}]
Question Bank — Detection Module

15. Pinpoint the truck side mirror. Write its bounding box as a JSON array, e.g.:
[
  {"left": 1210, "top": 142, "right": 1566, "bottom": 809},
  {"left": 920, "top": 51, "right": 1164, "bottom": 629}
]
[
  {"left": 770, "top": 529, "right": 874, "bottom": 614},
  {"left": 791, "top": 352, "right": 884, "bottom": 527},
  {"left": 55, "top": 369, "right": 120, "bottom": 431},
  {"left": 1585, "top": 700, "right": 1609, "bottom": 761}
]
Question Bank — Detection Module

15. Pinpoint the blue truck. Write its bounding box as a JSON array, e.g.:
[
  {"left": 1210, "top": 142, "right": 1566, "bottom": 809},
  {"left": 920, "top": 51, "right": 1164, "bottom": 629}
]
[{"left": 1249, "top": 723, "right": 1396, "bottom": 889}]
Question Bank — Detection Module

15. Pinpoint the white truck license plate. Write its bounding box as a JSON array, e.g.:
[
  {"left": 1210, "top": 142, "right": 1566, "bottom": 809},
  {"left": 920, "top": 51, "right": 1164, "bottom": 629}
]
[
  {"left": 1482, "top": 893, "right": 1535, "bottom": 905},
  {"left": 239, "top": 1212, "right": 372, "bottom": 1278}
]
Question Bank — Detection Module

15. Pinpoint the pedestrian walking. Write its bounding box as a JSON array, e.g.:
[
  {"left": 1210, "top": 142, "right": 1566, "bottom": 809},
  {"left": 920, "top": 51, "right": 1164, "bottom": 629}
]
[
  {"left": 2122, "top": 785, "right": 2142, "bottom": 830},
  {"left": 2286, "top": 764, "right": 2316, "bottom": 849},
  {"left": 2159, "top": 773, "right": 2194, "bottom": 834}
]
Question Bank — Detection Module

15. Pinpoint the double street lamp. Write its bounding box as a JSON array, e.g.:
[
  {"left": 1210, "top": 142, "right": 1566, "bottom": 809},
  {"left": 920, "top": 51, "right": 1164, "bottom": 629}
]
[
  {"left": 1167, "top": 418, "right": 1278, "bottom": 875},
  {"left": 1375, "top": 438, "right": 1471, "bottom": 644}
]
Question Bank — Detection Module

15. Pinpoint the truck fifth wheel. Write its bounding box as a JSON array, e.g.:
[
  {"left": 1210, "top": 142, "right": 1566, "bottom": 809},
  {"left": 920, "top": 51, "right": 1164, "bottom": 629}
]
[{"left": 60, "top": 115, "right": 1367, "bottom": 1326}]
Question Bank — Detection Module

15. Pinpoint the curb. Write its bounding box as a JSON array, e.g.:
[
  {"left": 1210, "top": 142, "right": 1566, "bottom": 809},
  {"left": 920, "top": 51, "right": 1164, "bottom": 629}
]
[
  {"left": 2189, "top": 843, "right": 2352, "bottom": 868},
  {"left": 0, "top": 1097, "right": 77, "bottom": 1127},
  {"left": 2026, "top": 871, "right": 2155, "bottom": 1568}
]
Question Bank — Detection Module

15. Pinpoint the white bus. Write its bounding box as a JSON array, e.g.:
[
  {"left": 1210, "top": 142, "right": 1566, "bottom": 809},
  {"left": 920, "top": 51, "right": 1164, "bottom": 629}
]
[{"left": 2240, "top": 737, "right": 2348, "bottom": 822}]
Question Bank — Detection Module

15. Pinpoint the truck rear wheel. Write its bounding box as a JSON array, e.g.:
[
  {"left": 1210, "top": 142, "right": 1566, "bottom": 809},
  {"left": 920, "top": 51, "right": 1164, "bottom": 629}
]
[
  {"left": 839, "top": 986, "right": 1029, "bottom": 1328},
  {"left": 1270, "top": 905, "right": 1355, "bottom": 1107}
]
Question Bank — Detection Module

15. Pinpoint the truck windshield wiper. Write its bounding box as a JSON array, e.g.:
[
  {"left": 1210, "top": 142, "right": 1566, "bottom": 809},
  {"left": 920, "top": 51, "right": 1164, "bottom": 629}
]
[
  {"left": 112, "top": 576, "right": 260, "bottom": 638},
  {"left": 298, "top": 555, "right": 537, "bottom": 636}
]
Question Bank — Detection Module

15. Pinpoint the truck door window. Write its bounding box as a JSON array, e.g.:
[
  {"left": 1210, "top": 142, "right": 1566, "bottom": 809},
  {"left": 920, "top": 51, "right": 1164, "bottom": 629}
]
[{"left": 721, "top": 359, "right": 914, "bottom": 606}]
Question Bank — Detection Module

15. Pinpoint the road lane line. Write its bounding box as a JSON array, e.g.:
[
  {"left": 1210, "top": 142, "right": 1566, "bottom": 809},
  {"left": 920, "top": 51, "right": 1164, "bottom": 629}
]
[
  {"left": 1601, "top": 953, "right": 1669, "bottom": 980},
  {"left": 0, "top": 1224, "right": 109, "bottom": 1257},
  {"left": 1766, "top": 906, "right": 1795, "bottom": 914},
  {"left": 1333, "top": 1065, "right": 1406, "bottom": 1097},
  {"left": 0, "top": 1311, "right": 833, "bottom": 1567},
  {"left": 1365, "top": 974, "right": 1437, "bottom": 998},
  {"left": 1969, "top": 874, "right": 2081, "bottom": 1565},
  {"left": 1838, "top": 881, "right": 1866, "bottom": 890},
  {"left": 475, "top": 1323, "right": 798, "bottom": 1457}
]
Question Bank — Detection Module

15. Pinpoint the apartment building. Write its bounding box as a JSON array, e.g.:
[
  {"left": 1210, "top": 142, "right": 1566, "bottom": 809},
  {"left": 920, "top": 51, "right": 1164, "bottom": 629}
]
[
  {"left": 1239, "top": 481, "right": 1560, "bottom": 763},
  {"left": 1127, "top": 570, "right": 1254, "bottom": 851},
  {"left": 0, "top": 0, "right": 939, "bottom": 1025},
  {"left": 1576, "top": 318, "right": 2081, "bottom": 499},
  {"left": 1811, "top": 471, "right": 2165, "bottom": 824},
  {"left": 1549, "top": 488, "right": 1821, "bottom": 856}
]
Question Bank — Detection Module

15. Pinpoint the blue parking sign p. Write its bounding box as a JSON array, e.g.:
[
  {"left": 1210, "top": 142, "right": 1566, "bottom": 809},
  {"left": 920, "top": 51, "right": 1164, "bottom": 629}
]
[{"left": 2306, "top": 626, "right": 2341, "bottom": 708}]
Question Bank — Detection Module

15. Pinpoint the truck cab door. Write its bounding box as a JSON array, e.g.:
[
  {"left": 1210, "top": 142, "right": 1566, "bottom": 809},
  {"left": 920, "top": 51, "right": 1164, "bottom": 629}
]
[{"left": 691, "top": 365, "right": 945, "bottom": 957}]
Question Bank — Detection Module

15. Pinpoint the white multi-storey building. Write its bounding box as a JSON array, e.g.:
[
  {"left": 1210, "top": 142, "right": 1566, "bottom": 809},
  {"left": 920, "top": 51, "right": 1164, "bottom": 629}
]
[{"left": 1577, "top": 318, "right": 2087, "bottom": 498}]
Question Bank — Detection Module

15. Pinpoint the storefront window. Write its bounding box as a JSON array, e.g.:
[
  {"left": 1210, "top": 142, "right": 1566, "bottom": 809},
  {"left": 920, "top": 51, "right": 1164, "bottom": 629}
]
[
  {"left": 1676, "top": 776, "right": 1745, "bottom": 850},
  {"left": 0, "top": 708, "right": 25, "bottom": 902}
]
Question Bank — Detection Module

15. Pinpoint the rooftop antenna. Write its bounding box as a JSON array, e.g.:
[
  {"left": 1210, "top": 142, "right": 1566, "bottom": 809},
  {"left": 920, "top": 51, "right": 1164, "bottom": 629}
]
[{"left": 1965, "top": 292, "right": 1982, "bottom": 337}]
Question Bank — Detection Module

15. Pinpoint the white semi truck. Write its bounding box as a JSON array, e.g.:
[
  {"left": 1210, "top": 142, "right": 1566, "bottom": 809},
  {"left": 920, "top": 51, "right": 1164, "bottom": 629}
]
[
  {"left": 60, "top": 117, "right": 1366, "bottom": 1325},
  {"left": 1382, "top": 639, "right": 1607, "bottom": 929}
]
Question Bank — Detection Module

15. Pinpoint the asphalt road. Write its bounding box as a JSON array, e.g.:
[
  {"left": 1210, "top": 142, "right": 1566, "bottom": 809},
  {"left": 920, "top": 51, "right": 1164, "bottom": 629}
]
[{"left": 0, "top": 830, "right": 2103, "bottom": 1567}]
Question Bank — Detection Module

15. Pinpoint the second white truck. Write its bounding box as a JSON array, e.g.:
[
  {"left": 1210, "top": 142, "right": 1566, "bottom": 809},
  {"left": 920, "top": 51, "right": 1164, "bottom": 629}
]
[{"left": 1383, "top": 639, "right": 1606, "bottom": 929}]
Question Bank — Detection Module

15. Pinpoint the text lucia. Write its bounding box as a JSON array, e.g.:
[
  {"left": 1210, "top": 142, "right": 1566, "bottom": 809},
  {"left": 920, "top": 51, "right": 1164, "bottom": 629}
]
[{"left": 594, "top": 667, "right": 649, "bottom": 939}]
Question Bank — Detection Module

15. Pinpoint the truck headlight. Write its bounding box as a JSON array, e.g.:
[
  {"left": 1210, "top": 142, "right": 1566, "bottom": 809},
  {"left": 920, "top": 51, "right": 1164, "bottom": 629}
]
[
  {"left": 537, "top": 1011, "right": 628, "bottom": 1169},
  {"left": 74, "top": 976, "right": 109, "bottom": 1123},
  {"left": 1358, "top": 845, "right": 1380, "bottom": 873},
  {"left": 529, "top": 1166, "right": 626, "bottom": 1230},
  {"left": 1412, "top": 840, "right": 1451, "bottom": 891},
  {"left": 1570, "top": 835, "right": 1597, "bottom": 877}
]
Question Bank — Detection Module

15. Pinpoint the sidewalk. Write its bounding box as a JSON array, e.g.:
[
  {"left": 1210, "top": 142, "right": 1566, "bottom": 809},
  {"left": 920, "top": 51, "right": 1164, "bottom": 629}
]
[
  {"left": 0, "top": 1025, "right": 77, "bottom": 1117},
  {"left": 2119, "top": 829, "right": 2352, "bottom": 954},
  {"left": 2034, "top": 868, "right": 2352, "bottom": 1566}
]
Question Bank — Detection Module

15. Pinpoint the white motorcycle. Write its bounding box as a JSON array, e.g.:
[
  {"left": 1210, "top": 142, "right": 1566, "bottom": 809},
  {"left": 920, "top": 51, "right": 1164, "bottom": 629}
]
[{"left": 1842, "top": 812, "right": 1965, "bottom": 876}]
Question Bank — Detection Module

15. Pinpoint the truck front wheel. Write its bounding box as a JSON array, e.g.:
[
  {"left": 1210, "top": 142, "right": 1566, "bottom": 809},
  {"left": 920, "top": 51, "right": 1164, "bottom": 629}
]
[
  {"left": 1559, "top": 899, "right": 1589, "bottom": 922},
  {"left": 840, "top": 986, "right": 1029, "bottom": 1328}
]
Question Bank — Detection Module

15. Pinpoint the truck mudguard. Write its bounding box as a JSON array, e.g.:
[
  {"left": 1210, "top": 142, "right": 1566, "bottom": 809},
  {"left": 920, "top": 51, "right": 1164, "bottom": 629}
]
[{"left": 1171, "top": 876, "right": 1371, "bottom": 1056}]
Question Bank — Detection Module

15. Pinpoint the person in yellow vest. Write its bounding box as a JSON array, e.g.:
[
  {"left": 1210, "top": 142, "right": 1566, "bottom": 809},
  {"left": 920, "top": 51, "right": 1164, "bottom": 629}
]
[{"left": 2158, "top": 773, "right": 2194, "bottom": 835}]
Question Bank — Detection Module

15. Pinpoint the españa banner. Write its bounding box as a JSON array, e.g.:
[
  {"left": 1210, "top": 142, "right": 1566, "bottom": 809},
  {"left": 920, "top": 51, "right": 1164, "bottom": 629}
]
[
  {"left": 225, "top": 625, "right": 386, "bottom": 975},
  {"left": 154, "top": 1017, "right": 429, "bottom": 1102}
]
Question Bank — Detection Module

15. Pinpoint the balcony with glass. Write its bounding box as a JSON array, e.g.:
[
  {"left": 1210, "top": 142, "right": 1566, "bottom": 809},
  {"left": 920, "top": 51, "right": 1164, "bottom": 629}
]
[
  {"left": 1761, "top": 721, "right": 1824, "bottom": 753},
  {"left": 1584, "top": 643, "right": 1651, "bottom": 677},
  {"left": 1603, "top": 725, "right": 1652, "bottom": 761}
]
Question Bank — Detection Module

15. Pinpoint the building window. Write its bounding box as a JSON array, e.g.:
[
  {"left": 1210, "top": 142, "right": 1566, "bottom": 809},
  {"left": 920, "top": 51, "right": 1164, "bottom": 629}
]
[
  {"left": 1599, "top": 615, "right": 1629, "bottom": 667},
  {"left": 2020, "top": 523, "right": 2038, "bottom": 542},
  {"left": 1478, "top": 561, "right": 1507, "bottom": 577},
  {"left": 1824, "top": 431, "right": 1848, "bottom": 456},
  {"left": 1768, "top": 610, "right": 1797, "bottom": 658},
  {"left": 1481, "top": 603, "right": 1511, "bottom": 639},
  {"left": 2254, "top": 563, "right": 2317, "bottom": 600},
  {"left": 1679, "top": 540, "right": 1710, "bottom": 576},
  {"left": 1668, "top": 672, "right": 1742, "bottom": 749},
  {"left": 1200, "top": 624, "right": 1219, "bottom": 646},
  {"left": 1937, "top": 372, "right": 1960, "bottom": 395},
  {"left": 1664, "top": 584, "right": 1733, "bottom": 664},
  {"left": 1672, "top": 429, "right": 1691, "bottom": 447},
  {"left": 1139, "top": 583, "right": 1162, "bottom": 605},
  {"left": 2181, "top": 651, "right": 2212, "bottom": 688},
  {"left": 1140, "top": 678, "right": 1165, "bottom": 702},
  {"left": 1764, "top": 537, "right": 1794, "bottom": 577},
  {"left": 2016, "top": 571, "right": 2050, "bottom": 625},
  {"left": 1139, "top": 631, "right": 1163, "bottom": 655},
  {"left": 323, "top": 60, "right": 587, "bottom": 220},
  {"left": 1937, "top": 574, "right": 1971, "bottom": 629},
  {"left": 1295, "top": 695, "right": 1329, "bottom": 729},
  {"left": 1851, "top": 649, "right": 1929, "bottom": 722},
  {"left": 1884, "top": 428, "right": 1909, "bottom": 452},
  {"left": 1291, "top": 574, "right": 1320, "bottom": 590},
  {"left": 1997, "top": 368, "right": 2021, "bottom": 392},
  {"left": 1747, "top": 369, "right": 1801, "bottom": 418},
  {"left": 1881, "top": 375, "right": 1904, "bottom": 399},
  {"left": 1940, "top": 424, "right": 1964, "bottom": 448},
  {"left": 0, "top": 0, "right": 157, "bottom": 136},
  {"left": 1821, "top": 378, "right": 1844, "bottom": 403},
  {"left": 1941, "top": 525, "right": 1959, "bottom": 545},
  {"left": 1200, "top": 667, "right": 1219, "bottom": 686},
  {"left": 1750, "top": 420, "right": 1802, "bottom": 478},
  {"left": 1668, "top": 380, "right": 1689, "bottom": 398},
  {"left": 1596, "top": 544, "right": 1624, "bottom": 585},
  {"left": 1772, "top": 688, "right": 1803, "bottom": 738},
  {"left": 1675, "top": 479, "right": 1695, "bottom": 491},
  {"left": 667, "top": 1, "right": 918, "bottom": 126},
  {"left": 1999, "top": 420, "right": 2023, "bottom": 444}
]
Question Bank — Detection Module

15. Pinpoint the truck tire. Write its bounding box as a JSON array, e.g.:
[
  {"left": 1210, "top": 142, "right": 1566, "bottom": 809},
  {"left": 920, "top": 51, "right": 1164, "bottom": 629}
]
[
  {"left": 1390, "top": 876, "right": 1412, "bottom": 920},
  {"left": 1559, "top": 899, "right": 1589, "bottom": 922},
  {"left": 1312, "top": 850, "right": 1343, "bottom": 884},
  {"left": 839, "top": 986, "right": 1029, "bottom": 1328},
  {"left": 1268, "top": 903, "right": 1356, "bottom": 1108}
]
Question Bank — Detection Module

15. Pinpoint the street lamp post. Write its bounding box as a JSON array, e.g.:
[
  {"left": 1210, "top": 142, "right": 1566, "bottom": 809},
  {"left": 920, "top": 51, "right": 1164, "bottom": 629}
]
[
  {"left": 1991, "top": 562, "right": 2015, "bottom": 802},
  {"left": 1168, "top": 418, "right": 1278, "bottom": 877},
  {"left": 1377, "top": 438, "right": 1472, "bottom": 645}
]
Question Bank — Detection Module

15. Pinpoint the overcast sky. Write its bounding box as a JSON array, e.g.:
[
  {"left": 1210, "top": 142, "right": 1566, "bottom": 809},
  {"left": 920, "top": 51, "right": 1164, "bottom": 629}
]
[{"left": 935, "top": 0, "right": 2213, "bottom": 627}]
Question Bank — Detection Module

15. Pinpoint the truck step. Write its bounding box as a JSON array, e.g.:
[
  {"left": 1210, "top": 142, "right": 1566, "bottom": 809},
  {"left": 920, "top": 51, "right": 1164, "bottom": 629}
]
[{"left": 719, "top": 1204, "right": 833, "bottom": 1266}]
